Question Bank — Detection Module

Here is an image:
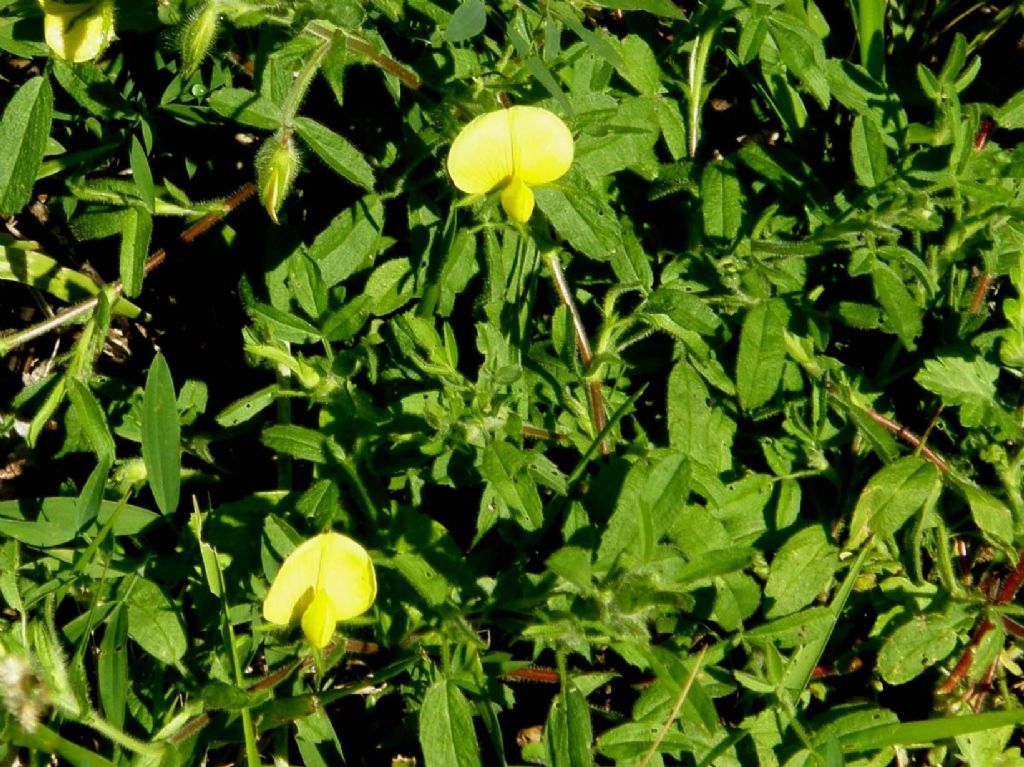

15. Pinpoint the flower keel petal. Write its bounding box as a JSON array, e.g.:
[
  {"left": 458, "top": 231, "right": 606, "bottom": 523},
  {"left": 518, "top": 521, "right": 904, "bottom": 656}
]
[
  {"left": 301, "top": 591, "right": 337, "bottom": 649},
  {"left": 500, "top": 177, "right": 535, "bottom": 223}
]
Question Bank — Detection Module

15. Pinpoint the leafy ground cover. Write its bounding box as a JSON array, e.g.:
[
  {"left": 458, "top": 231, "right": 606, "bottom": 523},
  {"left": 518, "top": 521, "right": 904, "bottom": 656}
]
[{"left": 3, "top": 0, "right": 1024, "bottom": 765}]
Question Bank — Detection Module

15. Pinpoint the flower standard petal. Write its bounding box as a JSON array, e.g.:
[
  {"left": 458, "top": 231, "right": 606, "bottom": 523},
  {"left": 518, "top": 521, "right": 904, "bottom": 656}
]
[
  {"left": 263, "top": 532, "right": 377, "bottom": 638},
  {"left": 315, "top": 533, "right": 378, "bottom": 620},
  {"left": 40, "top": 0, "right": 114, "bottom": 63},
  {"left": 447, "top": 110, "right": 514, "bottom": 194},
  {"left": 508, "top": 106, "right": 574, "bottom": 186}
]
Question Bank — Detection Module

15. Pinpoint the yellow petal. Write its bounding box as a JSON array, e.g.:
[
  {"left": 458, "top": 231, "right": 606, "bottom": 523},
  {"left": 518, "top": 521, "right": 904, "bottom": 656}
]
[
  {"left": 314, "top": 532, "right": 378, "bottom": 620},
  {"left": 508, "top": 105, "right": 574, "bottom": 186},
  {"left": 300, "top": 590, "right": 337, "bottom": 649},
  {"left": 263, "top": 532, "right": 377, "bottom": 627},
  {"left": 447, "top": 109, "right": 514, "bottom": 194},
  {"left": 500, "top": 177, "right": 535, "bottom": 223},
  {"left": 40, "top": 0, "right": 114, "bottom": 63}
]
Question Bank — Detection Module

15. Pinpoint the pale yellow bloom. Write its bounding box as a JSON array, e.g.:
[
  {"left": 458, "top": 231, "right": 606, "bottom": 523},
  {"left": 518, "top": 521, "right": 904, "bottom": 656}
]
[
  {"left": 263, "top": 532, "right": 377, "bottom": 649},
  {"left": 39, "top": 0, "right": 115, "bottom": 63},
  {"left": 447, "top": 106, "right": 574, "bottom": 223}
]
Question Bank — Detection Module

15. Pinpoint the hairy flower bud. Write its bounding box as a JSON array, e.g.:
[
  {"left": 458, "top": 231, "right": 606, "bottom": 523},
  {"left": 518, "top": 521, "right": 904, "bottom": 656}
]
[
  {"left": 38, "top": 0, "right": 115, "bottom": 63},
  {"left": 180, "top": 0, "right": 219, "bottom": 77},
  {"left": 255, "top": 133, "right": 301, "bottom": 224}
]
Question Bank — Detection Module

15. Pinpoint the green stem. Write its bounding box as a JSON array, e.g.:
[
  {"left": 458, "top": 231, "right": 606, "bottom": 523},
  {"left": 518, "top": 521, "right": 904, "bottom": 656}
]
[
  {"left": 542, "top": 250, "right": 608, "bottom": 455},
  {"left": 280, "top": 39, "right": 333, "bottom": 129},
  {"left": 10, "top": 722, "right": 120, "bottom": 767},
  {"left": 83, "top": 712, "right": 165, "bottom": 758}
]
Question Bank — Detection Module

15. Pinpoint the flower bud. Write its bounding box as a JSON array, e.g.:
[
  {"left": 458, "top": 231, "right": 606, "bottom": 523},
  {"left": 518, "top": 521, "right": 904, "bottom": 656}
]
[
  {"left": 38, "top": 0, "right": 115, "bottom": 63},
  {"left": 255, "top": 133, "right": 301, "bottom": 224},
  {"left": 180, "top": 0, "right": 219, "bottom": 77}
]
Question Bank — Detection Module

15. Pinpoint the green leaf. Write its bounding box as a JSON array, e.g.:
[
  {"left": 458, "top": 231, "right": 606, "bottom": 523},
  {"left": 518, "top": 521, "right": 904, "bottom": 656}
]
[
  {"left": 215, "top": 385, "right": 280, "bottom": 427},
  {"left": 126, "top": 577, "right": 187, "bottom": 665},
  {"left": 872, "top": 265, "right": 922, "bottom": 350},
  {"left": 876, "top": 610, "right": 962, "bottom": 685},
  {"left": 847, "top": 457, "right": 941, "bottom": 548},
  {"left": 701, "top": 161, "right": 744, "bottom": 240},
  {"left": 0, "top": 243, "right": 142, "bottom": 319},
  {"left": 736, "top": 299, "right": 790, "bottom": 411},
  {"left": 308, "top": 197, "right": 386, "bottom": 286},
  {"left": 850, "top": 115, "right": 890, "bottom": 187},
  {"left": 588, "top": 0, "right": 684, "bottom": 19},
  {"left": 119, "top": 207, "right": 153, "bottom": 299},
  {"left": 767, "top": 13, "right": 831, "bottom": 108},
  {"left": 66, "top": 378, "right": 115, "bottom": 463},
  {"left": 419, "top": 679, "right": 482, "bottom": 767},
  {"left": 956, "top": 480, "right": 1014, "bottom": 548},
  {"left": 75, "top": 458, "right": 110, "bottom": 531},
  {"left": 129, "top": 135, "right": 155, "bottom": 213},
  {"left": 98, "top": 605, "right": 128, "bottom": 728},
  {"left": 208, "top": 87, "right": 281, "bottom": 129},
  {"left": 294, "top": 116, "right": 375, "bottom": 191},
  {"left": 445, "top": 0, "right": 486, "bottom": 43},
  {"left": 0, "top": 498, "right": 157, "bottom": 546},
  {"left": 915, "top": 356, "right": 998, "bottom": 427},
  {"left": 668, "top": 360, "right": 736, "bottom": 473},
  {"left": 142, "top": 353, "right": 181, "bottom": 516},
  {"left": 261, "top": 424, "right": 334, "bottom": 463},
  {"left": 479, "top": 441, "right": 543, "bottom": 530},
  {"left": 535, "top": 181, "right": 623, "bottom": 262},
  {"left": 841, "top": 710, "right": 1024, "bottom": 753},
  {"left": 545, "top": 685, "right": 594, "bottom": 767},
  {"left": 765, "top": 525, "right": 839, "bottom": 618},
  {"left": 0, "top": 76, "right": 53, "bottom": 216}
]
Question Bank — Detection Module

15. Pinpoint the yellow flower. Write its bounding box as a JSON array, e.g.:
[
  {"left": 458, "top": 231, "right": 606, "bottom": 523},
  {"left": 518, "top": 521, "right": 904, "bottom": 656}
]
[
  {"left": 447, "top": 105, "right": 574, "bottom": 223},
  {"left": 39, "top": 0, "right": 115, "bottom": 63},
  {"left": 262, "top": 532, "right": 377, "bottom": 649}
]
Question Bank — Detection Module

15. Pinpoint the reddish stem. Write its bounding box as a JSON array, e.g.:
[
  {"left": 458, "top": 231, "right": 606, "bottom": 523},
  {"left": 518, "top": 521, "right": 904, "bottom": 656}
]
[{"left": 861, "top": 408, "right": 949, "bottom": 472}]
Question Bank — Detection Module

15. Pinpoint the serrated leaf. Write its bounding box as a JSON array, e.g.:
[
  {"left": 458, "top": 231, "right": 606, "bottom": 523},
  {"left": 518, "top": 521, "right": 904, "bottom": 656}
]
[
  {"left": 0, "top": 76, "right": 53, "bottom": 216},
  {"left": 915, "top": 357, "right": 998, "bottom": 427}
]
